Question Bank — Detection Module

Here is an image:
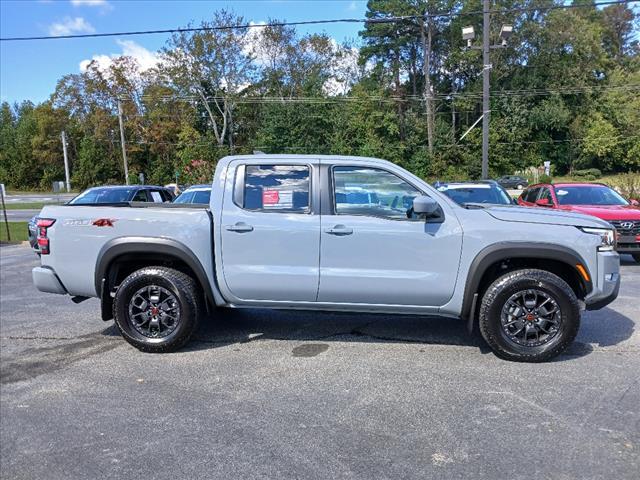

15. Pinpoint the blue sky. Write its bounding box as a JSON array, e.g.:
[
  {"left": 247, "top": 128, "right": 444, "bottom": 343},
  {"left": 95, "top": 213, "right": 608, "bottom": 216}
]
[{"left": 0, "top": 0, "right": 368, "bottom": 104}]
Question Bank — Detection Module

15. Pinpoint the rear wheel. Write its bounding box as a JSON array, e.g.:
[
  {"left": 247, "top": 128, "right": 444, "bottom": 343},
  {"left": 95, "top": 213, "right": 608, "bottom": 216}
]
[
  {"left": 479, "top": 269, "right": 580, "bottom": 362},
  {"left": 113, "top": 266, "right": 201, "bottom": 353},
  {"left": 516, "top": 184, "right": 525, "bottom": 190}
]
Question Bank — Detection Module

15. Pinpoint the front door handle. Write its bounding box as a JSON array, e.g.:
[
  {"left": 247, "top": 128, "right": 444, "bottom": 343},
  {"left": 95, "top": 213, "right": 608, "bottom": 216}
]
[
  {"left": 325, "top": 225, "right": 353, "bottom": 236},
  {"left": 226, "top": 222, "right": 254, "bottom": 233}
]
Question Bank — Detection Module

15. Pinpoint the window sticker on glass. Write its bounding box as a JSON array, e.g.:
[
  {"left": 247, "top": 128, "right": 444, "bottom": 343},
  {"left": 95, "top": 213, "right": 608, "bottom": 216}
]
[
  {"left": 263, "top": 190, "right": 292, "bottom": 209},
  {"left": 556, "top": 190, "right": 568, "bottom": 196},
  {"left": 150, "top": 191, "right": 163, "bottom": 203}
]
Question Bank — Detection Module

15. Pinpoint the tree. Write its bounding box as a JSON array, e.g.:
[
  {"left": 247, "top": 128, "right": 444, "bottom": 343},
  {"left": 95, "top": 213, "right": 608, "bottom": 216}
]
[{"left": 161, "top": 10, "right": 256, "bottom": 149}]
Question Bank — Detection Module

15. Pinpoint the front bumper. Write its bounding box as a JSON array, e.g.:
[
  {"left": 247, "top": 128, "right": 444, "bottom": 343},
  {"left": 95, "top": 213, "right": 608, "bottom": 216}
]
[
  {"left": 32, "top": 267, "right": 67, "bottom": 295},
  {"left": 584, "top": 251, "right": 620, "bottom": 311}
]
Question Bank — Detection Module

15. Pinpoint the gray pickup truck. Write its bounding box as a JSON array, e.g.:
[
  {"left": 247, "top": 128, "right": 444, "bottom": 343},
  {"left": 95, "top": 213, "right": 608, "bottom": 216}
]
[{"left": 32, "top": 155, "right": 620, "bottom": 362}]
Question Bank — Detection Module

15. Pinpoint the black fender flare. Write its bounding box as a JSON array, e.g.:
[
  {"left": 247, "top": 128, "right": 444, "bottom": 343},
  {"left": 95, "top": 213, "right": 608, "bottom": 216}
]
[
  {"left": 95, "top": 236, "right": 216, "bottom": 310},
  {"left": 461, "top": 242, "right": 593, "bottom": 321}
]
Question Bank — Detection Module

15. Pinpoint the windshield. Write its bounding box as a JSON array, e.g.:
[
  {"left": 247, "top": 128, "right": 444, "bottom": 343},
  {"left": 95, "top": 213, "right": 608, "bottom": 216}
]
[
  {"left": 554, "top": 186, "right": 628, "bottom": 206},
  {"left": 70, "top": 187, "right": 136, "bottom": 204},
  {"left": 439, "top": 185, "right": 512, "bottom": 205}
]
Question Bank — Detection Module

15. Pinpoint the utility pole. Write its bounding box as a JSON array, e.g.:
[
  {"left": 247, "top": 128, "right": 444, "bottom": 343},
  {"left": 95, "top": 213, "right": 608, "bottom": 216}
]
[
  {"left": 61, "top": 131, "right": 71, "bottom": 192},
  {"left": 117, "top": 99, "right": 129, "bottom": 185},
  {"left": 461, "top": 11, "right": 513, "bottom": 179},
  {"left": 481, "top": 0, "right": 490, "bottom": 180}
]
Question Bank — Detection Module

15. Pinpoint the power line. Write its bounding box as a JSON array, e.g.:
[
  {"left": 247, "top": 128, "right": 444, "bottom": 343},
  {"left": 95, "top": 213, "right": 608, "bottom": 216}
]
[
  {"left": 1, "top": 1, "right": 636, "bottom": 42},
  {"left": 130, "top": 84, "right": 640, "bottom": 103},
  {"left": 105, "top": 133, "right": 639, "bottom": 149}
]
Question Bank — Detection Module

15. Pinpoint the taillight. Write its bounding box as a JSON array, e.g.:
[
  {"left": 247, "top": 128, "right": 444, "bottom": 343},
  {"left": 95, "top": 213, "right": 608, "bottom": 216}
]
[{"left": 36, "top": 218, "right": 56, "bottom": 255}]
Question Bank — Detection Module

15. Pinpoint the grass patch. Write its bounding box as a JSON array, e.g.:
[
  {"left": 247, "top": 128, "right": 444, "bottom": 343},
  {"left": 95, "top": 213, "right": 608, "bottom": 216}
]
[
  {"left": 0, "top": 222, "right": 29, "bottom": 243},
  {"left": 2, "top": 202, "right": 47, "bottom": 210}
]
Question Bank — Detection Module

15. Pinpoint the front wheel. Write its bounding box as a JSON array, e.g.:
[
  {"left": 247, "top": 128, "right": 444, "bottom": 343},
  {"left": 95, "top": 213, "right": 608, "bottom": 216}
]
[
  {"left": 113, "top": 266, "right": 202, "bottom": 353},
  {"left": 478, "top": 269, "right": 580, "bottom": 362}
]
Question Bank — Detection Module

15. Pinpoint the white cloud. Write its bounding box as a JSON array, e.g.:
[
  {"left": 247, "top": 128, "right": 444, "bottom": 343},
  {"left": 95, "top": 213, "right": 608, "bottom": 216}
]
[
  {"left": 48, "top": 17, "right": 95, "bottom": 36},
  {"left": 71, "top": 0, "right": 109, "bottom": 6},
  {"left": 347, "top": 1, "right": 358, "bottom": 12},
  {"left": 79, "top": 40, "right": 160, "bottom": 72}
]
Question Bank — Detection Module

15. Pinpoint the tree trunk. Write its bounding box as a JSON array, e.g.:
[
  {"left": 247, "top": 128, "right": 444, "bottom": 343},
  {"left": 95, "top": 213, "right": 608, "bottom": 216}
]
[
  {"left": 227, "top": 103, "right": 235, "bottom": 153},
  {"left": 198, "top": 89, "right": 222, "bottom": 146},
  {"left": 393, "top": 46, "right": 405, "bottom": 141}
]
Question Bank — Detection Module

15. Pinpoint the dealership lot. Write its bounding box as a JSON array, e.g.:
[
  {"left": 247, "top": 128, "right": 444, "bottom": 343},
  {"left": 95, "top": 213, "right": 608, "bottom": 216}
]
[{"left": 1, "top": 244, "right": 638, "bottom": 479}]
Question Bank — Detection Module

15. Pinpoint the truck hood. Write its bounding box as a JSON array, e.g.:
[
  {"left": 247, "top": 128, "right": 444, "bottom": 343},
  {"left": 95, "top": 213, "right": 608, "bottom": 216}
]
[
  {"left": 556, "top": 204, "right": 640, "bottom": 220},
  {"left": 485, "top": 205, "right": 612, "bottom": 228}
]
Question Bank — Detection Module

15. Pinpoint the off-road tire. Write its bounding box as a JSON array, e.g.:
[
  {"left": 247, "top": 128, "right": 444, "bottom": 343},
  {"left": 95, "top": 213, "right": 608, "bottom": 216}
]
[
  {"left": 113, "top": 266, "right": 201, "bottom": 353},
  {"left": 479, "top": 269, "right": 580, "bottom": 362}
]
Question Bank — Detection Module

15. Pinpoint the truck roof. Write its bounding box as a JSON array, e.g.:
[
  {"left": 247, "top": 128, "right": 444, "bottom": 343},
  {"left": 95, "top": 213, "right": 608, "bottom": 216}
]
[{"left": 224, "top": 154, "right": 390, "bottom": 162}]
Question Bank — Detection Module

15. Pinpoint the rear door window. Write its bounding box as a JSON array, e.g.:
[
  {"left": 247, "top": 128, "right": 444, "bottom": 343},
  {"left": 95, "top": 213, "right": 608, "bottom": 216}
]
[
  {"left": 524, "top": 187, "right": 540, "bottom": 203},
  {"left": 538, "top": 187, "right": 553, "bottom": 204},
  {"left": 241, "top": 165, "right": 310, "bottom": 213},
  {"left": 132, "top": 190, "right": 149, "bottom": 202}
]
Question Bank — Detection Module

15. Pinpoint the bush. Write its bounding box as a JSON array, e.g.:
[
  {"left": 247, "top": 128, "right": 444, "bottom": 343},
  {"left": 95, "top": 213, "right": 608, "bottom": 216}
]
[
  {"left": 607, "top": 173, "right": 640, "bottom": 202},
  {"left": 573, "top": 168, "right": 602, "bottom": 179},
  {"left": 539, "top": 174, "right": 553, "bottom": 184}
]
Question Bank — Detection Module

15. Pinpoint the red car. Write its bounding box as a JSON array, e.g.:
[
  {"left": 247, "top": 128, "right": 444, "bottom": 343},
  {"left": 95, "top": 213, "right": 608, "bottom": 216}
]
[{"left": 518, "top": 182, "right": 640, "bottom": 262}]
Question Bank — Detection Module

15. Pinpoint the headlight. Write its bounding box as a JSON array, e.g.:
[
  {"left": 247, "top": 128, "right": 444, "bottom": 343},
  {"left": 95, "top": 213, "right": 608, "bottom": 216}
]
[{"left": 580, "top": 227, "right": 616, "bottom": 251}]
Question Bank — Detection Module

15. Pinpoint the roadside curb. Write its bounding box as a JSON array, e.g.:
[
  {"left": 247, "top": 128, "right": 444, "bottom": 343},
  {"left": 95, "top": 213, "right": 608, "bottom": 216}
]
[{"left": 0, "top": 241, "right": 30, "bottom": 247}]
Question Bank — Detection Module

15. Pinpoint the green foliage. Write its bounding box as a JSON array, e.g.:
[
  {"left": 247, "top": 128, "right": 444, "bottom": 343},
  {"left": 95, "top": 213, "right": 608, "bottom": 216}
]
[
  {"left": 573, "top": 168, "right": 602, "bottom": 179},
  {"left": 539, "top": 174, "right": 553, "bottom": 184},
  {"left": 607, "top": 173, "right": 640, "bottom": 201},
  {"left": 0, "top": 2, "right": 638, "bottom": 191}
]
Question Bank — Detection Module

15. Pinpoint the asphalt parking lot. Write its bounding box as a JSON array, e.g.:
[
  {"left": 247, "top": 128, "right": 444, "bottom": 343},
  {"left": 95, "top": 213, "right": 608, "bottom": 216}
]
[{"left": 1, "top": 244, "right": 638, "bottom": 479}]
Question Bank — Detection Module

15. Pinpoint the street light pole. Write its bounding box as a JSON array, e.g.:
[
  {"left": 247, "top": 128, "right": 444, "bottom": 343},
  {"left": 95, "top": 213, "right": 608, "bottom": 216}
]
[{"left": 481, "top": 0, "right": 490, "bottom": 180}]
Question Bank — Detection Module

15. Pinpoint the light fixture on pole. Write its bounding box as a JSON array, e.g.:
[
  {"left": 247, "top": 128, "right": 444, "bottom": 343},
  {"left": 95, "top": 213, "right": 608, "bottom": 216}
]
[{"left": 462, "top": 26, "right": 475, "bottom": 48}]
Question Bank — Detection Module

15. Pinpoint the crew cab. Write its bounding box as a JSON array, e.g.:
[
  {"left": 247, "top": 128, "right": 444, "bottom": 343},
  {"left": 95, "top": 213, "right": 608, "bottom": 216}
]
[
  {"left": 32, "top": 155, "right": 621, "bottom": 362},
  {"left": 518, "top": 182, "right": 640, "bottom": 262}
]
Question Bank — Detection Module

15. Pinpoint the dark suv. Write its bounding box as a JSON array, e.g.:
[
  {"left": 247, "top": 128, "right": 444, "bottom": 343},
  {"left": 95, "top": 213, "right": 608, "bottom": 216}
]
[
  {"left": 495, "top": 175, "right": 529, "bottom": 190},
  {"left": 68, "top": 185, "right": 175, "bottom": 205}
]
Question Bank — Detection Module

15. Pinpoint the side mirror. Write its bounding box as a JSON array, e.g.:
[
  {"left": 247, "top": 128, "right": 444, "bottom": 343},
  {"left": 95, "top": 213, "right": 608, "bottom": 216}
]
[
  {"left": 535, "top": 198, "right": 551, "bottom": 207},
  {"left": 630, "top": 199, "right": 639, "bottom": 207},
  {"left": 412, "top": 195, "right": 444, "bottom": 223}
]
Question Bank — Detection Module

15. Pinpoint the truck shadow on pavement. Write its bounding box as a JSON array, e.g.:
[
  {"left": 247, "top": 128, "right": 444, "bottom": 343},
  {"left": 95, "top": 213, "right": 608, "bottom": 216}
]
[{"left": 171, "top": 305, "right": 635, "bottom": 361}]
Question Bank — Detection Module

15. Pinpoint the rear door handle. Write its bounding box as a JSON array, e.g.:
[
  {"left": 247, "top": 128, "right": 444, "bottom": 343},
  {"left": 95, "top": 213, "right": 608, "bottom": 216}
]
[
  {"left": 226, "top": 222, "right": 254, "bottom": 233},
  {"left": 325, "top": 225, "right": 353, "bottom": 236}
]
